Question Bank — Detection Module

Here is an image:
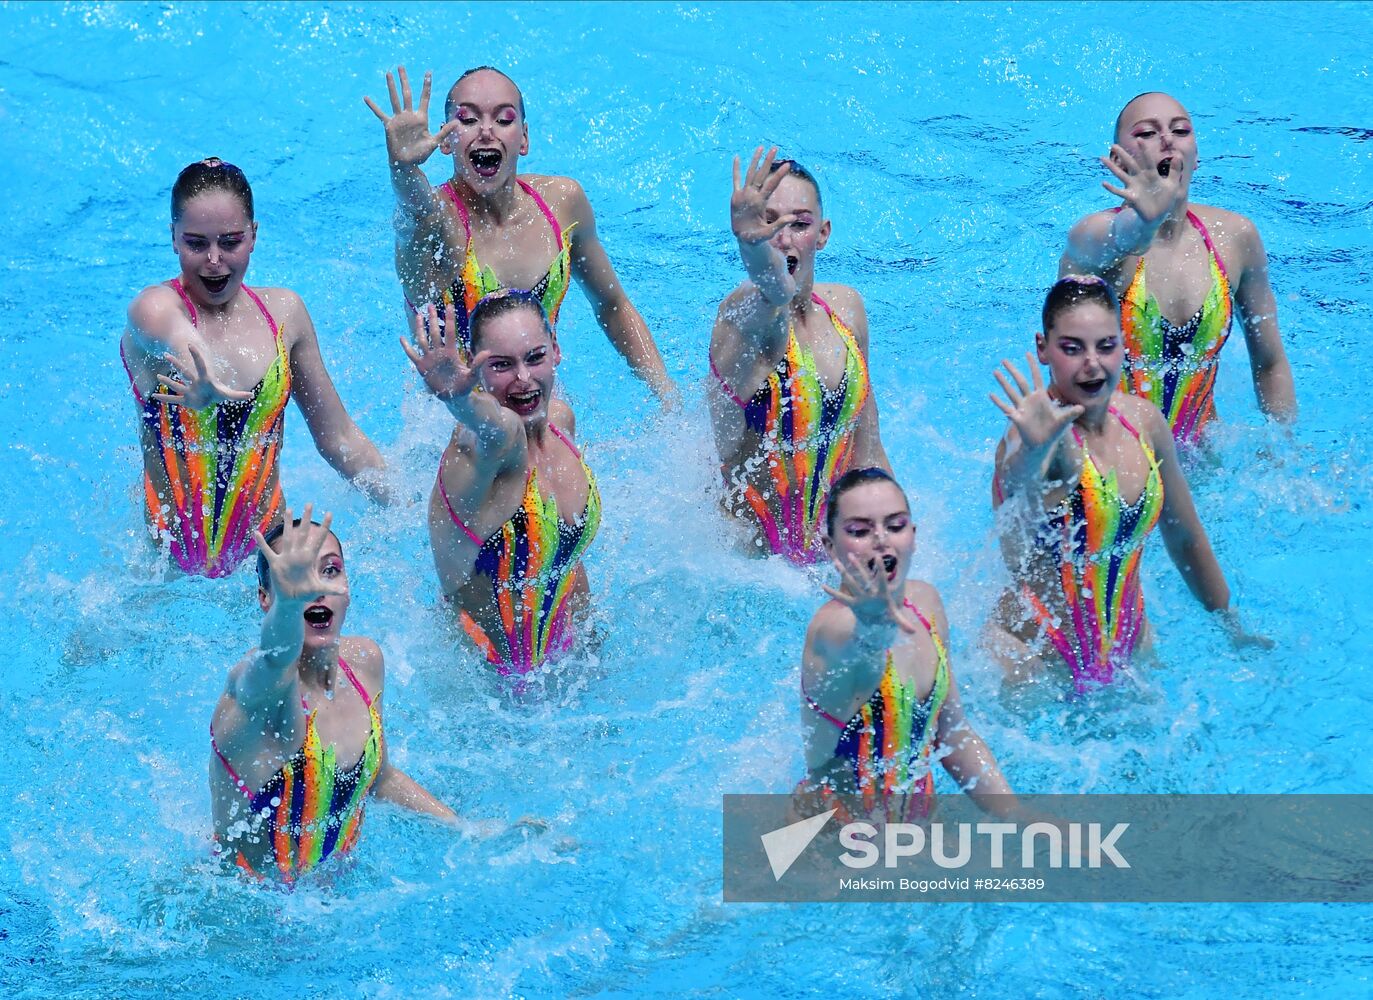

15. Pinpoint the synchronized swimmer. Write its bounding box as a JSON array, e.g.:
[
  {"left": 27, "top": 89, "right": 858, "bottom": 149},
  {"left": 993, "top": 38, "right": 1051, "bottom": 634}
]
[{"left": 114, "top": 73, "right": 1293, "bottom": 882}]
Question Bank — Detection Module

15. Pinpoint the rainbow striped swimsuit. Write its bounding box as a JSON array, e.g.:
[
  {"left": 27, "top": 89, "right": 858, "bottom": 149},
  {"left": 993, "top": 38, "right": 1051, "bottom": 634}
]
[
  {"left": 1024, "top": 406, "right": 1164, "bottom": 691},
  {"left": 712, "top": 294, "right": 870, "bottom": 565},
  {"left": 439, "top": 424, "right": 601, "bottom": 675},
  {"left": 416, "top": 178, "right": 574, "bottom": 355},
  {"left": 121, "top": 280, "right": 289, "bottom": 578},
  {"left": 803, "top": 599, "right": 950, "bottom": 822},
  {"left": 212, "top": 658, "right": 382, "bottom": 883},
  {"left": 1118, "top": 210, "right": 1232, "bottom": 445}
]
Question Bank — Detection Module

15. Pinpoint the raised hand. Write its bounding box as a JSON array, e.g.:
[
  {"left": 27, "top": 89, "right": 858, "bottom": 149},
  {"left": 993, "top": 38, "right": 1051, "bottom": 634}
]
[
  {"left": 990, "top": 353, "right": 1084, "bottom": 453},
  {"left": 364, "top": 66, "right": 459, "bottom": 169},
  {"left": 400, "top": 303, "right": 491, "bottom": 401},
  {"left": 1099, "top": 142, "right": 1186, "bottom": 227},
  {"left": 821, "top": 552, "right": 920, "bottom": 634},
  {"left": 730, "top": 146, "right": 795, "bottom": 245},
  {"left": 253, "top": 506, "right": 347, "bottom": 606},
  {"left": 149, "top": 341, "right": 254, "bottom": 410}
]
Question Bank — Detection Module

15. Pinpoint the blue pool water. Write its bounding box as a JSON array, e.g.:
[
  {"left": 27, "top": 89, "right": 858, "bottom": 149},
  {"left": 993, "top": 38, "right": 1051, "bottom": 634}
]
[{"left": 3, "top": 1, "right": 1372, "bottom": 996}]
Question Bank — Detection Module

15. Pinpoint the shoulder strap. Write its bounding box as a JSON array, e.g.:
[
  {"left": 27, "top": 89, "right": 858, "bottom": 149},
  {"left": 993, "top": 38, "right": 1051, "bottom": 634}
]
[
  {"left": 547, "top": 421, "right": 584, "bottom": 461},
  {"left": 239, "top": 285, "right": 281, "bottom": 345},
  {"left": 210, "top": 725, "right": 254, "bottom": 801},
  {"left": 900, "top": 598, "right": 934, "bottom": 636},
  {"left": 519, "top": 179, "right": 564, "bottom": 247},
  {"left": 440, "top": 181, "right": 472, "bottom": 239},
  {"left": 167, "top": 278, "right": 199, "bottom": 327},
  {"left": 337, "top": 656, "right": 373, "bottom": 708},
  {"left": 803, "top": 680, "right": 848, "bottom": 729},
  {"left": 1185, "top": 210, "right": 1229, "bottom": 282},
  {"left": 437, "top": 470, "right": 485, "bottom": 547},
  {"left": 709, "top": 354, "right": 750, "bottom": 410}
]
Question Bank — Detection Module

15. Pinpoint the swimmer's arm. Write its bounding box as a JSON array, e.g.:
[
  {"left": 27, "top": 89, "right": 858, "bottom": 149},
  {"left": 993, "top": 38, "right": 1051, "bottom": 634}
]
[
  {"left": 125, "top": 288, "right": 250, "bottom": 408},
  {"left": 844, "top": 294, "right": 892, "bottom": 472},
  {"left": 1063, "top": 209, "right": 1158, "bottom": 275},
  {"left": 1150, "top": 408, "right": 1230, "bottom": 612},
  {"left": 805, "top": 604, "right": 897, "bottom": 713},
  {"left": 935, "top": 687, "right": 1016, "bottom": 819},
  {"left": 916, "top": 592, "right": 1015, "bottom": 811},
  {"left": 282, "top": 293, "right": 391, "bottom": 504},
  {"left": 369, "top": 688, "right": 459, "bottom": 824},
  {"left": 394, "top": 205, "right": 465, "bottom": 308},
  {"left": 1233, "top": 220, "right": 1297, "bottom": 423},
  {"left": 562, "top": 179, "right": 676, "bottom": 401}
]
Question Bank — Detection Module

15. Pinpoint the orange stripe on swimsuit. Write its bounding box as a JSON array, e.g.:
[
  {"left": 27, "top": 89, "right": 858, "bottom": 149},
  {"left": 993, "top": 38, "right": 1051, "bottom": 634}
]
[{"left": 121, "top": 279, "right": 289, "bottom": 578}]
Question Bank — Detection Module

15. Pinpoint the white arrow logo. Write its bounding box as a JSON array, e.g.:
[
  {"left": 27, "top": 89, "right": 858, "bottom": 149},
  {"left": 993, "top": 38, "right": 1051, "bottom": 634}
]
[{"left": 760, "top": 809, "right": 838, "bottom": 881}]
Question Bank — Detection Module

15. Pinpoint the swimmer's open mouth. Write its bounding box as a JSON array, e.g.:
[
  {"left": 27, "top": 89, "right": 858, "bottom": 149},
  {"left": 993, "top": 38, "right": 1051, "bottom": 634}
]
[
  {"left": 1078, "top": 377, "right": 1108, "bottom": 394},
  {"left": 201, "top": 274, "right": 230, "bottom": 294},
  {"left": 304, "top": 606, "right": 334, "bottom": 630},
  {"left": 507, "top": 388, "right": 541, "bottom": 415},
  {"left": 1157, "top": 157, "right": 1173, "bottom": 178},
  {"left": 881, "top": 554, "right": 898, "bottom": 579},
  {"left": 470, "top": 148, "right": 503, "bottom": 178},
  {"left": 785, "top": 255, "right": 799, "bottom": 275}
]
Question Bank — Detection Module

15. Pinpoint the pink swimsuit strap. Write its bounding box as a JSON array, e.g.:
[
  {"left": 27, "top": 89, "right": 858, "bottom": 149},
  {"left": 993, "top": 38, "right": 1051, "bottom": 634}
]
[
  {"left": 437, "top": 422, "right": 586, "bottom": 548},
  {"left": 212, "top": 657, "right": 370, "bottom": 800},
  {"left": 1108, "top": 207, "right": 1229, "bottom": 283},
  {"left": 123, "top": 281, "right": 280, "bottom": 408},
  {"left": 443, "top": 178, "right": 562, "bottom": 246},
  {"left": 710, "top": 292, "right": 839, "bottom": 410},
  {"left": 1069, "top": 405, "right": 1143, "bottom": 449},
  {"left": 803, "top": 598, "right": 933, "bottom": 730}
]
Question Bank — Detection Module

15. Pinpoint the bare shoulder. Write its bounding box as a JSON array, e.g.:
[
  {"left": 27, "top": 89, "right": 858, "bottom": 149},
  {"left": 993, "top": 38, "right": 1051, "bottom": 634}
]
[
  {"left": 549, "top": 396, "right": 577, "bottom": 439},
  {"left": 127, "top": 282, "right": 183, "bottom": 333},
  {"left": 1191, "top": 203, "right": 1262, "bottom": 258},
  {"left": 713, "top": 282, "right": 765, "bottom": 336},
  {"left": 815, "top": 283, "right": 867, "bottom": 327},
  {"left": 342, "top": 636, "right": 384, "bottom": 692},
  {"left": 807, "top": 598, "right": 855, "bottom": 652},
  {"left": 251, "top": 285, "right": 308, "bottom": 320},
  {"left": 1113, "top": 391, "right": 1169, "bottom": 450},
  {"left": 903, "top": 579, "right": 949, "bottom": 636},
  {"left": 522, "top": 173, "right": 590, "bottom": 217}
]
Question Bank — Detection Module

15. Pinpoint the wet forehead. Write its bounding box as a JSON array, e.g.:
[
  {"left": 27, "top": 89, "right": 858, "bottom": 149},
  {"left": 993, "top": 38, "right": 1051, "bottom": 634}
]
[
  {"left": 1119, "top": 93, "right": 1190, "bottom": 134},
  {"left": 448, "top": 70, "right": 522, "bottom": 114},
  {"left": 765, "top": 174, "right": 821, "bottom": 216},
  {"left": 174, "top": 190, "right": 252, "bottom": 231},
  {"left": 836, "top": 482, "right": 909, "bottom": 521}
]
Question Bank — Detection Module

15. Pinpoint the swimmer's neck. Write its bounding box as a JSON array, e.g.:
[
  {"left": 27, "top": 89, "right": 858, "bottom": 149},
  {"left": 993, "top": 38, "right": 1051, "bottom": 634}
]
[
  {"left": 787, "top": 276, "right": 818, "bottom": 321},
  {"left": 296, "top": 643, "right": 342, "bottom": 698},
  {"left": 523, "top": 415, "right": 553, "bottom": 448},
  {"left": 1152, "top": 200, "right": 1193, "bottom": 244},
  {"left": 448, "top": 175, "right": 523, "bottom": 226},
  {"left": 1073, "top": 397, "right": 1114, "bottom": 435}
]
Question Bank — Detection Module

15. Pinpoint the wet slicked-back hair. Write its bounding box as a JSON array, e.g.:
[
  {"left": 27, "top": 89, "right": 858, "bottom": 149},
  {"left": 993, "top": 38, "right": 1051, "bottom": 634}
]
[
  {"left": 769, "top": 158, "right": 824, "bottom": 216},
  {"left": 256, "top": 519, "right": 343, "bottom": 593},
  {"left": 825, "top": 467, "right": 907, "bottom": 537},
  {"left": 1041, "top": 274, "right": 1121, "bottom": 333},
  {"left": 171, "top": 157, "right": 254, "bottom": 223},
  {"left": 469, "top": 289, "right": 554, "bottom": 351},
  {"left": 446, "top": 66, "right": 526, "bottom": 122}
]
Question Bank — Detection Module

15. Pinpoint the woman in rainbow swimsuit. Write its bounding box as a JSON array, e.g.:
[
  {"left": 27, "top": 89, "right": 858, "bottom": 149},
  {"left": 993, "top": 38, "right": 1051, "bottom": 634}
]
[
  {"left": 985, "top": 276, "right": 1270, "bottom": 693},
  {"left": 210, "top": 509, "right": 454, "bottom": 883},
  {"left": 796, "top": 468, "right": 1013, "bottom": 825},
  {"left": 1061, "top": 92, "right": 1297, "bottom": 446},
  {"left": 710, "top": 147, "right": 889, "bottom": 565},
  {"left": 402, "top": 294, "right": 599, "bottom": 681},
  {"left": 366, "top": 65, "right": 675, "bottom": 401},
  {"left": 120, "top": 158, "right": 388, "bottom": 578}
]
